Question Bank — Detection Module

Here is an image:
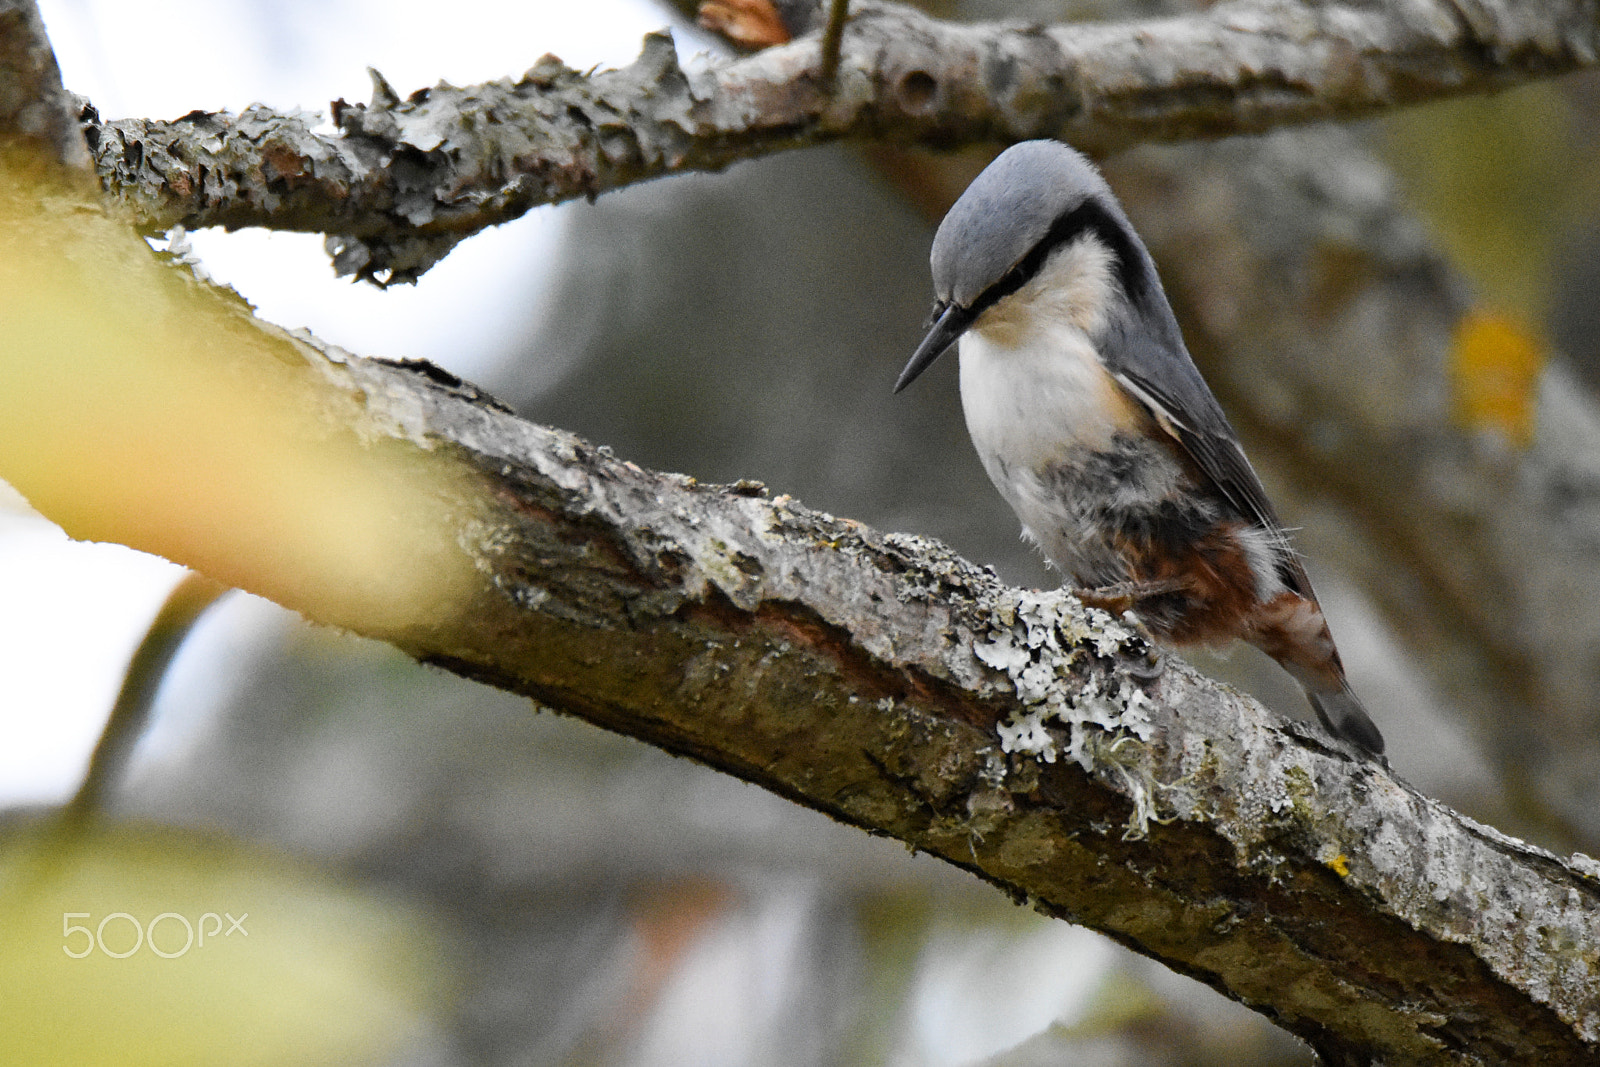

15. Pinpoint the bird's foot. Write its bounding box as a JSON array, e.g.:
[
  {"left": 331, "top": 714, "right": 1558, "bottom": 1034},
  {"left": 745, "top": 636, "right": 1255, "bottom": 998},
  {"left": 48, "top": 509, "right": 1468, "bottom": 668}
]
[
  {"left": 1071, "top": 581, "right": 1175, "bottom": 677},
  {"left": 1073, "top": 578, "right": 1187, "bottom": 616},
  {"left": 1124, "top": 647, "right": 1167, "bottom": 680}
]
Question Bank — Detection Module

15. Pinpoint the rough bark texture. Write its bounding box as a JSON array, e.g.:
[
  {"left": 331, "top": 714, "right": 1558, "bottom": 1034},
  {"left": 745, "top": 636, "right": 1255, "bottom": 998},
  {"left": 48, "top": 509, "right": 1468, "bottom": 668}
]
[
  {"left": 276, "top": 345, "right": 1599, "bottom": 1065},
  {"left": 78, "top": 0, "right": 1600, "bottom": 281}
]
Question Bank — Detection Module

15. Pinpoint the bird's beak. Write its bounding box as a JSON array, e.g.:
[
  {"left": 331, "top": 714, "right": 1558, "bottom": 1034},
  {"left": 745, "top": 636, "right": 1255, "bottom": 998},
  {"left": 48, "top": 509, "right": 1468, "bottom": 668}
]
[{"left": 895, "top": 303, "right": 975, "bottom": 393}]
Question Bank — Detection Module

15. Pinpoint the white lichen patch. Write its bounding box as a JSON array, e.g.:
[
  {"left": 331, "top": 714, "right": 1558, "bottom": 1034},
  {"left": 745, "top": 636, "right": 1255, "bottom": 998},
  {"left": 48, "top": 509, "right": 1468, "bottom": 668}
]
[
  {"left": 980, "top": 590, "right": 1155, "bottom": 775},
  {"left": 1569, "top": 852, "right": 1600, "bottom": 881}
]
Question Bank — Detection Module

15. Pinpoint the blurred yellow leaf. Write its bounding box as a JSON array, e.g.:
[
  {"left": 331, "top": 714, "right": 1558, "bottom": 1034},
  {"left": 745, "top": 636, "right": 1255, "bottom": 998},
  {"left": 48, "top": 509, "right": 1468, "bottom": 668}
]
[
  {"left": 1451, "top": 310, "right": 1544, "bottom": 448},
  {"left": 0, "top": 157, "right": 479, "bottom": 634},
  {"left": 0, "top": 820, "right": 452, "bottom": 1067}
]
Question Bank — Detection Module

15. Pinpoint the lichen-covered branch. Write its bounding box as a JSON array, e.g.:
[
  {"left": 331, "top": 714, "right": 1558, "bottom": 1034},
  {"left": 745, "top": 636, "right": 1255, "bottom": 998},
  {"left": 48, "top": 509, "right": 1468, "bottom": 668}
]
[
  {"left": 11, "top": 198, "right": 1598, "bottom": 1053},
  {"left": 81, "top": 0, "right": 1600, "bottom": 281},
  {"left": 272, "top": 342, "right": 1600, "bottom": 1063}
]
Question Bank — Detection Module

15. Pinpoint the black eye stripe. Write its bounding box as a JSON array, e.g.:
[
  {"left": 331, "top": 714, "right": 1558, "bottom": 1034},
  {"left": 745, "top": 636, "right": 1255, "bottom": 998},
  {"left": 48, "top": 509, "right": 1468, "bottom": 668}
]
[{"left": 968, "top": 201, "right": 1148, "bottom": 321}]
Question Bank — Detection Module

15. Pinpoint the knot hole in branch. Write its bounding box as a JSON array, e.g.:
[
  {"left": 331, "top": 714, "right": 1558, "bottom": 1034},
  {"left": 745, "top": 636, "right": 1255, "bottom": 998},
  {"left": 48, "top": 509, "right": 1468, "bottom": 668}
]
[{"left": 896, "top": 69, "right": 938, "bottom": 112}]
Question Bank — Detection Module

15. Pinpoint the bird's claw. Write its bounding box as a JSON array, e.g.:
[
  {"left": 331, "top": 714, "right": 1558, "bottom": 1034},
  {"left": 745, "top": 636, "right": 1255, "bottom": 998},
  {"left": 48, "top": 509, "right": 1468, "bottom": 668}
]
[{"left": 1073, "top": 578, "right": 1187, "bottom": 616}]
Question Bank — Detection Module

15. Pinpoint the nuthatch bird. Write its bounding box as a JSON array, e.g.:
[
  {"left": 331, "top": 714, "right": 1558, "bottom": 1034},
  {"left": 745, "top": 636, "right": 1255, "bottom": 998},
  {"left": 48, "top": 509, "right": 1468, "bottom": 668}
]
[{"left": 895, "top": 141, "right": 1385, "bottom": 758}]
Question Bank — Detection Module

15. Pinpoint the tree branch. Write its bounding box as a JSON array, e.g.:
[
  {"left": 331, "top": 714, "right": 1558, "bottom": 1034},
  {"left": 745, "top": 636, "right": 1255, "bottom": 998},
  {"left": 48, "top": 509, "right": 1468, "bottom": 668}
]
[
  {"left": 79, "top": 0, "right": 1600, "bottom": 281},
  {"left": 176, "top": 345, "right": 1600, "bottom": 1062},
  {"left": 4, "top": 185, "right": 1597, "bottom": 1051},
  {"left": 58, "top": 573, "right": 227, "bottom": 829}
]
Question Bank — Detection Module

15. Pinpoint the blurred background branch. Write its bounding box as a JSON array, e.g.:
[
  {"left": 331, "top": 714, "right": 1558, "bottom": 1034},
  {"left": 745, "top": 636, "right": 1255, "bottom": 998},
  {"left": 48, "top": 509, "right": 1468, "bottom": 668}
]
[{"left": 57, "top": 573, "right": 227, "bottom": 830}]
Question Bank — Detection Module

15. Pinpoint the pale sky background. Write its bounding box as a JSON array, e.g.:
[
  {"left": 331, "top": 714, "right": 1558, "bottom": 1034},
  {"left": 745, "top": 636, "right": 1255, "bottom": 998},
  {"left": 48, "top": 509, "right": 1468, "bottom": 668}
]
[{"left": 1, "top": 0, "right": 692, "bottom": 807}]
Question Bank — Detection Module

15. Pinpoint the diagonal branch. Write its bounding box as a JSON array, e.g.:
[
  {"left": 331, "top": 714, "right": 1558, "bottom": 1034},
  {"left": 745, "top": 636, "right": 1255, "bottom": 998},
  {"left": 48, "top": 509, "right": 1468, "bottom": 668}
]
[
  {"left": 347, "top": 351, "right": 1600, "bottom": 1067},
  {"left": 3, "top": 169, "right": 1597, "bottom": 1052},
  {"left": 80, "top": 0, "right": 1600, "bottom": 281}
]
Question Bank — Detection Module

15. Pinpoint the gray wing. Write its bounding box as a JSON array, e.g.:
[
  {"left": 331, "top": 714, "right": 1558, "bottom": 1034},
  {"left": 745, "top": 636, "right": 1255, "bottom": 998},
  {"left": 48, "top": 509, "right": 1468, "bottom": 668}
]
[{"left": 1105, "top": 324, "right": 1316, "bottom": 599}]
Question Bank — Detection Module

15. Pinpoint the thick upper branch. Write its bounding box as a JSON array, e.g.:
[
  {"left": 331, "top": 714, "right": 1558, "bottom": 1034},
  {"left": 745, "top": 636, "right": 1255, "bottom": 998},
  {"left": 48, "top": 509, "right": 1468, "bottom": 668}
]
[{"left": 79, "top": 0, "right": 1600, "bottom": 281}]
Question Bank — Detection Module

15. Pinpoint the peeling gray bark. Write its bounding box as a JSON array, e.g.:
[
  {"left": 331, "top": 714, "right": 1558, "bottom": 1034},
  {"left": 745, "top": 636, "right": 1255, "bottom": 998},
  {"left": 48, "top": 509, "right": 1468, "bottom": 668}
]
[
  {"left": 78, "top": 0, "right": 1600, "bottom": 282},
  {"left": 288, "top": 343, "right": 1600, "bottom": 1065}
]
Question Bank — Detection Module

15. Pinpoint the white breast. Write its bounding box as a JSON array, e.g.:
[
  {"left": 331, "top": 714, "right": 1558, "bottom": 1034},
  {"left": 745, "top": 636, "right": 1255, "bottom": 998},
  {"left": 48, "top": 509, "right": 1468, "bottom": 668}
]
[
  {"left": 954, "top": 235, "right": 1164, "bottom": 578},
  {"left": 958, "top": 324, "right": 1129, "bottom": 472},
  {"left": 959, "top": 240, "right": 1136, "bottom": 492}
]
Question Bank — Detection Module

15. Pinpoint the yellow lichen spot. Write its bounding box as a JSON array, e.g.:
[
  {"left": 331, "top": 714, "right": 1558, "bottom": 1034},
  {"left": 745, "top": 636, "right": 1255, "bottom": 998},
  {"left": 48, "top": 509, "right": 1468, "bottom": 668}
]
[
  {"left": 1451, "top": 310, "right": 1544, "bottom": 448},
  {"left": 1326, "top": 853, "right": 1351, "bottom": 878}
]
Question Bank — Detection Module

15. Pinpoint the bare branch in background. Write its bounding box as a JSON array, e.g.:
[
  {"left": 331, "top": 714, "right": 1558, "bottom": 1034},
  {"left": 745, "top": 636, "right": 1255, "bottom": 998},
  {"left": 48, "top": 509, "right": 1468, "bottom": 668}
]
[
  {"left": 58, "top": 573, "right": 227, "bottom": 830},
  {"left": 80, "top": 0, "right": 1600, "bottom": 282}
]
